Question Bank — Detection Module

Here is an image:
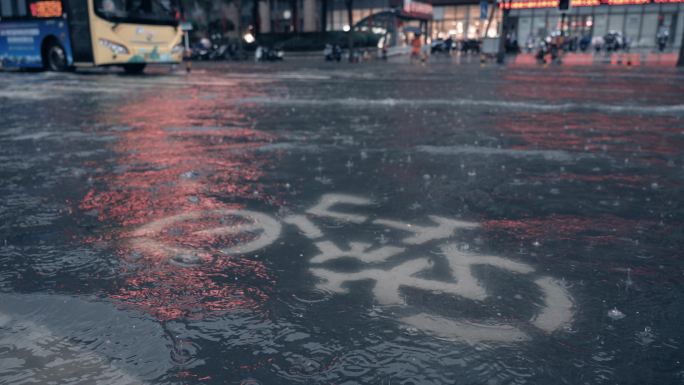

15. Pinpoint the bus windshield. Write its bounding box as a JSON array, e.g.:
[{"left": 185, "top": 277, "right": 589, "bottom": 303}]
[{"left": 94, "top": 0, "right": 179, "bottom": 25}]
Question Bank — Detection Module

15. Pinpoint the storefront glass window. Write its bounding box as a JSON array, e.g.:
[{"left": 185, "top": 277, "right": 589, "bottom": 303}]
[
  {"left": 430, "top": 4, "right": 494, "bottom": 41},
  {"left": 532, "top": 10, "right": 547, "bottom": 37},
  {"left": 511, "top": 4, "right": 682, "bottom": 50},
  {"left": 624, "top": 13, "right": 640, "bottom": 44},
  {"left": 608, "top": 13, "right": 625, "bottom": 33},
  {"left": 443, "top": 5, "right": 458, "bottom": 20},
  {"left": 639, "top": 12, "right": 658, "bottom": 46},
  {"left": 517, "top": 13, "right": 533, "bottom": 40},
  {"left": 467, "top": 5, "right": 481, "bottom": 38},
  {"left": 455, "top": 6, "right": 467, "bottom": 20},
  {"left": 433, "top": 6, "right": 444, "bottom": 20},
  {"left": 548, "top": 14, "right": 559, "bottom": 33},
  {"left": 593, "top": 9, "right": 609, "bottom": 37}
]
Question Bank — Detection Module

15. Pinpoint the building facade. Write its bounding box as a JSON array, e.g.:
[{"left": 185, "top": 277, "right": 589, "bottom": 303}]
[
  {"left": 204, "top": 0, "right": 682, "bottom": 52},
  {"left": 430, "top": 0, "right": 502, "bottom": 40},
  {"left": 507, "top": 0, "right": 683, "bottom": 51},
  {"left": 256, "top": 0, "right": 501, "bottom": 41},
  {"left": 430, "top": 0, "right": 683, "bottom": 51}
]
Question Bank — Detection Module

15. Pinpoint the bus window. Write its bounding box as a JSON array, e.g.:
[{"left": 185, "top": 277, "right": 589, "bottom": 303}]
[
  {"left": 1, "top": 0, "right": 13, "bottom": 17},
  {"left": 1, "top": 0, "right": 30, "bottom": 17},
  {"left": 16, "top": 0, "right": 26, "bottom": 16},
  {"left": 126, "top": 0, "right": 150, "bottom": 14},
  {"left": 97, "top": 0, "right": 125, "bottom": 16},
  {"left": 94, "top": 0, "right": 178, "bottom": 25}
]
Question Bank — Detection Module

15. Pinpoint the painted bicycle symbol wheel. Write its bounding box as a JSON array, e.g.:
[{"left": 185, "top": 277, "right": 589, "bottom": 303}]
[{"left": 129, "top": 209, "right": 281, "bottom": 265}]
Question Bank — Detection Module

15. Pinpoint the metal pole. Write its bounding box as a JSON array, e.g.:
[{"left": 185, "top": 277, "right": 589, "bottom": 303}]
[
  {"left": 497, "top": 0, "right": 510, "bottom": 63},
  {"left": 321, "top": 0, "right": 328, "bottom": 32},
  {"left": 484, "top": 0, "right": 496, "bottom": 39},
  {"left": 561, "top": 12, "right": 565, "bottom": 37},
  {"left": 678, "top": 3, "right": 684, "bottom": 66},
  {"left": 678, "top": 22, "right": 684, "bottom": 66},
  {"left": 346, "top": 0, "right": 354, "bottom": 62},
  {"left": 482, "top": 0, "right": 496, "bottom": 62},
  {"left": 253, "top": 0, "right": 260, "bottom": 36}
]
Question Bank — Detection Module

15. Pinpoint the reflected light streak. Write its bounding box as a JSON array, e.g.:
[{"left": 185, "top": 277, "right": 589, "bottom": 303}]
[
  {"left": 484, "top": 215, "right": 654, "bottom": 245},
  {"left": 79, "top": 86, "right": 281, "bottom": 321},
  {"left": 495, "top": 112, "right": 682, "bottom": 162}
]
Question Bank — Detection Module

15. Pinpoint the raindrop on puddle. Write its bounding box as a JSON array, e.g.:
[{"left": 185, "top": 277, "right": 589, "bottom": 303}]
[{"left": 607, "top": 308, "right": 626, "bottom": 320}]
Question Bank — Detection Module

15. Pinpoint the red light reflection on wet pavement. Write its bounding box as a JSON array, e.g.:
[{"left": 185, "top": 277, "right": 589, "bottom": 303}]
[
  {"left": 480, "top": 71, "right": 683, "bottom": 263},
  {"left": 496, "top": 68, "right": 684, "bottom": 163},
  {"left": 500, "top": 69, "right": 684, "bottom": 104},
  {"left": 80, "top": 86, "right": 279, "bottom": 321},
  {"left": 496, "top": 112, "right": 683, "bottom": 161},
  {"left": 483, "top": 215, "right": 657, "bottom": 245}
]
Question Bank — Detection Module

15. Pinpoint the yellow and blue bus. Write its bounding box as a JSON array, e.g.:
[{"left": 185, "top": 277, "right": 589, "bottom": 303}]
[{"left": 0, "top": 0, "right": 184, "bottom": 73}]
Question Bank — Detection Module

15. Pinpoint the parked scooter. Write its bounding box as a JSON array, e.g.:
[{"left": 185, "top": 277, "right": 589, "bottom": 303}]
[
  {"left": 603, "top": 31, "right": 625, "bottom": 52},
  {"left": 579, "top": 34, "right": 591, "bottom": 52},
  {"left": 187, "top": 34, "right": 247, "bottom": 62},
  {"left": 430, "top": 38, "right": 454, "bottom": 54},
  {"left": 324, "top": 44, "right": 342, "bottom": 62},
  {"left": 255, "top": 45, "right": 285, "bottom": 62},
  {"left": 460, "top": 39, "right": 480, "bottom": 54},
  {"left": 536, "top": 37, "right": 560, "bottom": 64},
  {"left": 189, "top": 37, "right": 212, "bottom": 61}
]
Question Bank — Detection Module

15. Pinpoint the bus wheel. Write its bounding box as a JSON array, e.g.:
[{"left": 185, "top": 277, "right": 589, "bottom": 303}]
[
  {"left": 46, "top": 42, "right": 68, "bottom": 72},
  {"left": 123, "top": 64, "right": 146, "bottom": 74}
]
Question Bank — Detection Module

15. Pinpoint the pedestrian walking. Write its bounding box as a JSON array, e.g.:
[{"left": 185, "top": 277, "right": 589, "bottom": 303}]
[
  {"left": 445, "top": 36, "right": 454, "bottom": 55},
  {"left": 411, "top": 33, "right": 422, "bottom": 63}
]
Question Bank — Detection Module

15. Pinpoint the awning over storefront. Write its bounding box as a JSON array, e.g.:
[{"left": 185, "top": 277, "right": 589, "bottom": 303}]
[
  {"left": 355, "top": 9, "right": 433, "bottom": 28},
  {"left": 402, "top": 0, "right": 434, "bottom": 18},
  {"left": 354, "top": 8, "right": 432, "bottom": 48},
  {"left": 501, "top": 0, "right": 684, "bottom": 8}
]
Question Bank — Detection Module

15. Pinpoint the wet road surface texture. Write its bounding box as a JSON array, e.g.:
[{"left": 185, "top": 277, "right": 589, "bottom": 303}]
[{"left": 1, "top": 60, "right": 683, "bottom": 384}]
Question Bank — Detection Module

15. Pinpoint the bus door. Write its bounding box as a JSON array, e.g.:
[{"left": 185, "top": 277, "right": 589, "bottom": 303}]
[{"left": 63, "top": 0, "right": 93, "bottom": 63}]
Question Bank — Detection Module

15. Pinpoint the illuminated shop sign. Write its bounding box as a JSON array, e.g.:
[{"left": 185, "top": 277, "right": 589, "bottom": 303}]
[
  {"left": 604, "top": 0, "right": 649, "bottom": 4},
  {"left": 30, "top": 1, "right": 62, "bottom": 18},
  {"left": 571, "top": 0, "right": 601, "bottom": 5},
  {"left": 502, "top": 0, "right": 681, "bottom": 8},
  {"left": 403, "top": 0, "right": 433, "bottom": 16}
]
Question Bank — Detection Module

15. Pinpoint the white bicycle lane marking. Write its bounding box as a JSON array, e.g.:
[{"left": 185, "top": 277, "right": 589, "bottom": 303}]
[
  {"left": 129, "top": 193, "right": 574, "bottom": 343},
  {"left": 130, "top": 209, "right": 281, "bottom": 265}
]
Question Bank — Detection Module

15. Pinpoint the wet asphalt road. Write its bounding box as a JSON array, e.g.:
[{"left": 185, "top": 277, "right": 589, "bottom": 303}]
[{"left": 1, "top": 58, "right": 684, "bottom": 385}]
